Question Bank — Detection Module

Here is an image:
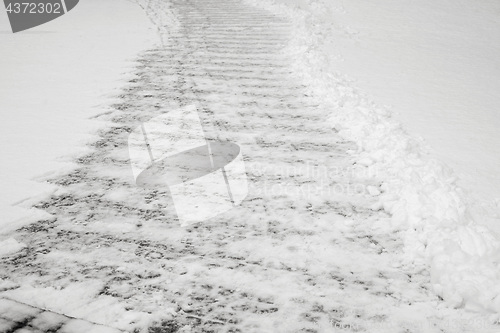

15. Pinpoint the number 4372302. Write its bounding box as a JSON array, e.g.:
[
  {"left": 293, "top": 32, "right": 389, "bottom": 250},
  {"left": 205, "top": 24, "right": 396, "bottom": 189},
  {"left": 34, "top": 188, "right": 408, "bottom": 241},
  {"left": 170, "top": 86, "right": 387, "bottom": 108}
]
[{"left": 5, "top": 2, "right": 62, "bottom": 14}]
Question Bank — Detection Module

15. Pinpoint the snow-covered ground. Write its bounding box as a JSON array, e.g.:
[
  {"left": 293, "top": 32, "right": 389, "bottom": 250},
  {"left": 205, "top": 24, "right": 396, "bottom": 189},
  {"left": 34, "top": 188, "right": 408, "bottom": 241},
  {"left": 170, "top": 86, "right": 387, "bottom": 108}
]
[
  {"left": 313, "top": 0, "right": 500, "bottom": 237},
  {"left": 0, "top": 0, "right": 157, "bottom": 234},
  {"left": 257, "top": 0, "right": 500, "bottom": 237},
  {"left": 1, "top": 0, "right": 500, "bottom": 331},
  {"left": 246, "top": 0, "right": 500, "bottom": 319}
]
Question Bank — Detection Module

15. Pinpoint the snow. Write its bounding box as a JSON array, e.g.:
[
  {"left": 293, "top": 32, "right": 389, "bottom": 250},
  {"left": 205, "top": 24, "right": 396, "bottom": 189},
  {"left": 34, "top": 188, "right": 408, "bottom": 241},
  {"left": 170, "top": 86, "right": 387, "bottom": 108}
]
[
  {"left": 2, "top": 0, "right": 500, "bottom": 330},
  {"left": 0, "top": 0, "right": 157, "bottom": 234},
  {"left": 0, "top": 238, "right": 26, "bottom": 257},
  {"left": 313, "top": 0, "right": 500, "bottom": 237},
  {"left": 245, "top": 0, "right": 500, "bottom": 318},
  {"left": 0, "top": 298, "right": 41, "bottom": 322},
  {"left": 0, "top": 3, "right": 160, "bottom": 327},
  {"left": 3, "top": 280, "right": 161, "bottom": 331}
]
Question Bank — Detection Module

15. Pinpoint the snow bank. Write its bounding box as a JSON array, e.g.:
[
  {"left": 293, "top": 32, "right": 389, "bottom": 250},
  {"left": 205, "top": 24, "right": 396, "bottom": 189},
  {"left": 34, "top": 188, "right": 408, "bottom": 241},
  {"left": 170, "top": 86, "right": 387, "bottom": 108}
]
[
  {"left": 306, "top": 0, "right": 500, "bottom": 238},
  {"left": 0, "top": 0, "right": 157, "bottom": 234},
  {"left": 244, "top": 0, "right": 500, "bottom": 318}
]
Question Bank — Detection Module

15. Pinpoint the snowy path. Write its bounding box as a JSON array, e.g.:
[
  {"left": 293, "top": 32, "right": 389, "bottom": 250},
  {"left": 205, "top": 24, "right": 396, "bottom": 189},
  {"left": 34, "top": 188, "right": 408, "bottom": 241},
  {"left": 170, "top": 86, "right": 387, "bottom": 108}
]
[{"left": 0, "top": 0, "right": 498, "bottom": 332}]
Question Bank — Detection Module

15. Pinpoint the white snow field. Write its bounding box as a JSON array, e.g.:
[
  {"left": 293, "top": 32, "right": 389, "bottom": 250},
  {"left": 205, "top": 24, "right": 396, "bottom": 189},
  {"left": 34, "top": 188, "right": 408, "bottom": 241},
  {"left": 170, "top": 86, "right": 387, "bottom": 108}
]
[
  {"left": 308, "top": 0, "right": 500, "bottom": 237},
  {"left": 0, "top": 0, "right": 500, "bottom": 332},
  {"left": 0, "top": 0, "right": 157, "bottom": 235},
  {"left": 246, "top": 0, "right": 500, "bottom": 320}
]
